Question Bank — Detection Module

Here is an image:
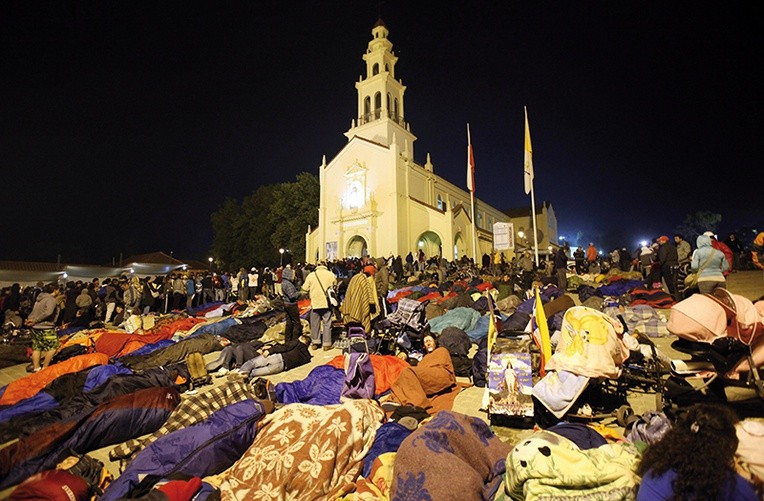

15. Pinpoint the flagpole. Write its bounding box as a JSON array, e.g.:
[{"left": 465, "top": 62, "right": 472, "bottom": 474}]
[
  {"left": 467, "top": 124, "right": 478, "bottom": 263},
  {"left": 530, "top": 183, "right": 539, "bottom": 267}
]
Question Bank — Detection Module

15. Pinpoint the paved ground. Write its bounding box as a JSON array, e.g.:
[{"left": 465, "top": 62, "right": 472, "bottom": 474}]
[{"left": 0, "top": 270, "right": 761, "bottom": 493}]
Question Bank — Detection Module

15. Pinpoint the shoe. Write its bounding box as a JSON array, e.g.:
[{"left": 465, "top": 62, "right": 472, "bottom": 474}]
[
  {"left": 398, "top": 416, "right": 419, "bottom": 431},
  {"left": 215, "top": 367, "right": 229, "bottom": 377},
  {"left": 322, "top": 346, "right": 332, "bottom": 351},
  {"left": 310, "top": 344, "right": 320, "bottom": 351},
  {"left": 25, "top": 364, "right": 34, "bottom": 373}
]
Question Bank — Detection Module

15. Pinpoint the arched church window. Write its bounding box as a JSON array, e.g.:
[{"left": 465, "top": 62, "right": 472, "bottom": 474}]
[
  {"left": 437, "top": 194, "right": 443, "bottom": 211},
  {"left": 372, "top": 63, "right": 379, "bottom": 76},
  {"left": 477, "top": 212, "right": 482, "bottom": 227},
  {"left": 363, "top": 96, "right": 371, "bottom": 122},
  {"left": 393, "top": 98, "right": 399, "bottom": 119},
  {"left": 385, "top": 63, "right": 390, "bottom": 72},
  {"left": 387, "top": 93, "right": 391, "bottom": 115},
  {"left": 374, "top": 92, "right": 381, "bottom": 119}
]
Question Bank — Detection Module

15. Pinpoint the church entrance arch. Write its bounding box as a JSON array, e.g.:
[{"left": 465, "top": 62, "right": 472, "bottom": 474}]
[
  {"left": 415, "top": 231, "right": 442, "bottom": 259},
  {"left": 346, "top": 235, "right": 368, "bottom": 258}
]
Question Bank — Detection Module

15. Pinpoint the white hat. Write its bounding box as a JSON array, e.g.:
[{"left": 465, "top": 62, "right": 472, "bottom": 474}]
[
  {"left": 703, "top": 231, "right": 715, "bottom": 237},
  {"left": 251, "top": 267, "right": 256, "bottom": 271}
]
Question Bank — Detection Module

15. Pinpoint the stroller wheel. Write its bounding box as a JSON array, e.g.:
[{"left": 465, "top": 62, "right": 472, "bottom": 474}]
[{"left": 616, "top": 405, "right": 634, "bottom": 427}]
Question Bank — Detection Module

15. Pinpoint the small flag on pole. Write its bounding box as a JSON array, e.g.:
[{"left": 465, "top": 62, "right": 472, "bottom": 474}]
[
  {"left": 467, "top": 123, "right": 476, "bottom": 193},
  {"left": 531, "top": 288, "right": 552, "bottom": 376},
  {"left": 523, "top": 107, "right": 534, "bottom": 195}
]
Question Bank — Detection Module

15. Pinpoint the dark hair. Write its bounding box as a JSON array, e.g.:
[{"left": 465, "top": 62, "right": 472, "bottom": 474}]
[
  {"left": 637, "top": 403, "right": 739, "bottom": 500},
  {"left": 44, "top": 283, "right": 60, "bottom": 294}
]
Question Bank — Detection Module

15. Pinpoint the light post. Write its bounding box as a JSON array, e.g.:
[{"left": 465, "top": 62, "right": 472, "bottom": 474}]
[
  {"left": 279, "top": 248, "right": 285, "bottom": 267},
  {"left": 208, "top": 256, "right": 213, "bottom": 271}
]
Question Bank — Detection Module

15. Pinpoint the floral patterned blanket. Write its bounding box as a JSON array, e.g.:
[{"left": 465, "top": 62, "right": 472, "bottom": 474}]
[{"left": 215, "top": 399, "right": 384, "bottom": 500}]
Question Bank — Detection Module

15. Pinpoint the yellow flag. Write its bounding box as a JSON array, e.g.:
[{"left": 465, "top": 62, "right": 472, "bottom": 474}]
[
  {"left": 524, "top": 106, "right": 534, "bottom": 195},
  {"left": 534, "top": 288, "right": 552, "bottom": 372}
]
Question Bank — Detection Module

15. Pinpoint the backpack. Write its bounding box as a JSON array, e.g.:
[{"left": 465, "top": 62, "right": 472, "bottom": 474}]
[
  {"left": 341, "top": 352, "right": 376, "bottom": 400},
  {"left": 185, "top": 352, "right": 211, "bottom": 389},
  {"left": 625, "top": 410, "right": 672, "bottom": 445},
  {"left": 326, "top": 286, "right": 339, "bottom": 308}
]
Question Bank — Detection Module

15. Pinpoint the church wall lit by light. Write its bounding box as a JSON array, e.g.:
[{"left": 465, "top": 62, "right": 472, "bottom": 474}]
[{"left": 306, "top": 21, "right": 557, "bottom": 263}]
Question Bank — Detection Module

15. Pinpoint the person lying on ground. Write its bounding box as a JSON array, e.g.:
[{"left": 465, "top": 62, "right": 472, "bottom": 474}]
[{"left": 236, "top": 336, "right": 312, "bottom": 378}]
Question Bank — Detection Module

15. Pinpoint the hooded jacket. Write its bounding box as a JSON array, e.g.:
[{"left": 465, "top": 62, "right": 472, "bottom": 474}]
[
  {"left": 691, "top": 235, "right": 729, "bottom": 282},
  {"left": 27, "top": 292, "right": 59, "bottom": 329}
]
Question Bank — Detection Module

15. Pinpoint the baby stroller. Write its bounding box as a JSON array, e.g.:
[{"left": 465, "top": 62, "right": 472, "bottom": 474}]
[
  {"left": 665, "top": 289, "right": 764, "bottom": 417},
  {"left": 374, "top": 298, "right": 430, "bottom": 354},
  {"left": 532, "top": 306, "right": 635, "bottom": 428}
]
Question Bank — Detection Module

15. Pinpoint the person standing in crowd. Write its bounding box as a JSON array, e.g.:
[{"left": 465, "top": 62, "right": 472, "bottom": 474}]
[
  {"left": 103, "top": 278, "right": 118, "bottom": 322},
  {"left": 374, "top": 257, "right": 389, "bottom": 311},
  {"left": 553, "top": 245, "right": 569, "bottom": 291},
  {"left": 674, "top": 234, "right": 692, "bottom": 265},
  {"left": 184, "top": 273, "right": 195, "bottom": 309},
  {"left": 656, "top": 235, "right": 679, "bottom": 297},
  {"left": 751, "top": 232, "right": 764, "bottom": 271},
  {"left": 248, "top": 267, "right": 259, "bottom": 299},
  {"left": 342, "top": 264, "right": 378, "bottom": 334},
  {"left": 140, "top": 276, "right": 156, "bottom": 314},
  {"left": 586, "top": 242, "right": 598, "bottom": 270},
  {"left": 200, "top": 273, "right": 213, "bottom": 304},
  {"left": 639, "top": 244, "right": 654, "bottom": 279},
  {"left": 637, "top": 403, "right": 757, "bottom": 501},
  {"left": 122, "top": 279, "right": 140, "bottom": 312},
  {"left": 262, "top": 267, "right": 274, "bottom": 297},
  {"left": 75, "top": 286, "right": 93, "bottom": 312},
  {"left": 280, "top": 266, "right": 303, "bottom": 343},
  {"left": 301, "top": 262, "right": 337, "bottom": 350},
  {"left": 172, "top": 273, "right": 185, "bottom": 311},
  {"left": 24, "top": 283, "right": 62, "bottom": 372},
  {"left": 724, "top": 233, "right": 744, "bottom": 272},
  {"left": 691, "top": 233, "right": 729, "bottom": 294},
  {"left": 572, "top": 246, "right": 585, "bottom": 274},
  {"left": 705, "top": 231, "right": 734, "bottom": 277}
]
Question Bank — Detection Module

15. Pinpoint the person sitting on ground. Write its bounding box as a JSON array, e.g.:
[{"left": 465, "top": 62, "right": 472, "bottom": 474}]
[
  {"left": 64, "top": 307, "right": 92, "bottom": 329},
  {"left": 23, "top": 283, "right": 62, "bottom": 372},
  {"left": 637, "top": 403, "right": 757, "bottom": 501},
  {"left": 237, "top": 336, "right": 312, "bottom": 378},
  {"left": 388, "top": 333, "right": 458, "bottom": 414},
  {"left": 110, "top": 303, "right": 126, "bottom": 327}
]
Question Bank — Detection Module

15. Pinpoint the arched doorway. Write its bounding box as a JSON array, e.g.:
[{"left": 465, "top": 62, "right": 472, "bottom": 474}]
[
  {"left": 415, "top": 231, "right": 442, "bottom": 259},
  {"left": 346, "top": 235, "right": 368, "bottom": 258},
  {"left": 453, "top": 233, "right": 466, "bottom": 260}
]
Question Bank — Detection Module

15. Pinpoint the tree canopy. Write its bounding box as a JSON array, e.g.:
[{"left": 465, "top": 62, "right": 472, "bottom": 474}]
[{"left": 210, "top": 173, "right": 319, "bottom": 270}]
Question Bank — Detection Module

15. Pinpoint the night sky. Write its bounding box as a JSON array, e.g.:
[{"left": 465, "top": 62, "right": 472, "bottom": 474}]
[{"left": 2, "top": 1, "right": 761, "bottom": 264}]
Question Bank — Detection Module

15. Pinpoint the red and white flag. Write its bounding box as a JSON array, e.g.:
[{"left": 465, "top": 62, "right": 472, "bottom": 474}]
[{"left": 467, "top": 123, "right": 476, "bottom": 193}]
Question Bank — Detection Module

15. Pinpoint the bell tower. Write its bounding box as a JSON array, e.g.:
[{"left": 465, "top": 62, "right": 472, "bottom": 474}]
[{"left": 345, "top": 20, "right": 416, "bottom": 154}]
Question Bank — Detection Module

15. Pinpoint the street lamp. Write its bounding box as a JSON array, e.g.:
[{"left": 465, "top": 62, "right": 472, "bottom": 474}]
[
  {"left": 279, "top": 248, "right": 285, "bottom": 266},
  {"left": 208, "top": 256, "right": 213, "bottom": 270}
]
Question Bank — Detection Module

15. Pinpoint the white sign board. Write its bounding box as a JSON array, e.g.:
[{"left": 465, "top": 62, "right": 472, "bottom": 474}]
[{"left": 493, "top": 222, "right": 514, "bottom": 251}]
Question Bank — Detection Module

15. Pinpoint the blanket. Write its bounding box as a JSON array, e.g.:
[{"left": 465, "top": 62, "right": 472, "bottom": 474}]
[
  {"left": 0, "top": 353, "right": 109, "bottom": 406},
  {"left": 110, "top": 379, "right": 259, "bottom": 461},
  {"left": 390, "top": 347, "right": 458, "bottom": 414},
  {"left": 502, "top": 430, "right": 640, "bottom": 500},
  {"left": 390, "top": 410, "right": 511, "bottom": 500},
  {"left": 275, "top": 365, "right": 345, "bottom": 405},
  {"left": 428, "top": 307, "right": 480, "bottom": 335},
  {"left": 326, "top": 354, "right": 409, "bottom": 396},
  {"left": 215, "top": 399, "right": 384, "bottom": 500},
  {"left": 604, "top": 304, "right": 669, "bottom": 338},
  {"left": 544, "top": 307, "right": 629, "bottom": 379}
]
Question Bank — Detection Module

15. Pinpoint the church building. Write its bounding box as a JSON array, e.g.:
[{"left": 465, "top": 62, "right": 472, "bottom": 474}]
[{"left": 305, "top": 21, "right": 555, "bottom": 263}]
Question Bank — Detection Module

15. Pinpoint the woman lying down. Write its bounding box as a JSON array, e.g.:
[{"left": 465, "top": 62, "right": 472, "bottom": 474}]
[{"left": 205, "top": 336, "right": 312, "bottom": 378}]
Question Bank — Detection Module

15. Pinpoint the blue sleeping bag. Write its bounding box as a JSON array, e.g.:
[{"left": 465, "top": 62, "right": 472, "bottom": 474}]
[
  {"left": 275, "top": 365, "right": 344, "bottom": 405},
  {"left": 100, "top": 398, "right": 268, "bottom": 501}
]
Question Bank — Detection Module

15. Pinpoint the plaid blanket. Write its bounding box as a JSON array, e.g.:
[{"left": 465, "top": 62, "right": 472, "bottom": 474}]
[
  {"left": 217, "top": 399, "right": 384, "bottom": 500},
  {"left": 110, "top": 380, "right": 258, "bottom": 461},
  {"left": 604, "top": 305, "right": 669, "bottom": 338}
]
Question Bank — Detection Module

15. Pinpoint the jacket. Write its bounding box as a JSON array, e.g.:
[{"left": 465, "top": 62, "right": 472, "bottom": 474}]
[
  {"left": 27, "top": 292, "right": 58, "bottom": 329},
  {"left": 301, "top": 265, "right": 337, "bottom": 310},
  {"left": 691, "top": 235, "right": 729, "bottom": 282}
]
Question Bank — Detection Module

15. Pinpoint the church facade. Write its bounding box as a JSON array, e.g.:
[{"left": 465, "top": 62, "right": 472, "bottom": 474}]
[{"left": 305, "top": 21, "right": 556, "bottom": 263}]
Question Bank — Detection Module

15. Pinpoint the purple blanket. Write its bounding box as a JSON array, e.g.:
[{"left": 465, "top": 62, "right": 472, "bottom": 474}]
[{"left": 275, "top": 365, "right": 344, "bottom": 405}]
